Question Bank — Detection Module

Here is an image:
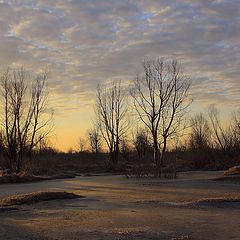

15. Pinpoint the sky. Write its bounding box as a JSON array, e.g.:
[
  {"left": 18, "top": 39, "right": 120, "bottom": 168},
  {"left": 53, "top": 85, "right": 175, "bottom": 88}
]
[{"left": 0, "top": 0, "right": 239, "bottom": 151}]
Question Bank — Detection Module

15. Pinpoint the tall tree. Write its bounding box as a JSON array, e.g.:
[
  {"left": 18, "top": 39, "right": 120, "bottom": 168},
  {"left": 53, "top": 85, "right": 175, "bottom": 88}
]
[
  {"left": 131, "top": 59, "right": 191, "bottom": 171},
  {"left": 0, "top": 68, "right": 53, "bottom": 173},
  {"left": 96, "top": 80, "right": 128, "bottom": 164}
]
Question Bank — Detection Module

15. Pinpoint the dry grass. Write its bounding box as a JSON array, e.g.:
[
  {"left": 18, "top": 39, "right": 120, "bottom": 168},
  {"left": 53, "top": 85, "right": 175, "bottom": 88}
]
[
  {"left": 0, "top": 173, "right": 76, "bottom": 184},
  {"left": 224, "top": 165, "right": 240, "bottom": 175},
  {"left": 0, "top": 191, "right": 83, "bottom": 208}
]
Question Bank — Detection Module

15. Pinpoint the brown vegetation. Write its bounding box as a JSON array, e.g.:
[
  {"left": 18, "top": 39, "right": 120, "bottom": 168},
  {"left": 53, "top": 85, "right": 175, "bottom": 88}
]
[{"left": 0, "top": 191, "right": 82, "bottom": 207}]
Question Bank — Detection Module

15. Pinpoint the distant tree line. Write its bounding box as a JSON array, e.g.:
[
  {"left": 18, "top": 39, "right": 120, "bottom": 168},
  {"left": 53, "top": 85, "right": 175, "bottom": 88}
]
[
  {"left": 86, "top": 58, "right": 239, "bottom": 174},
  {"left": 0, "top": 58, "right": 239, "bottom": 176},
  {"left": 186, "top": 106, "right": 240, "bottom": 169}
]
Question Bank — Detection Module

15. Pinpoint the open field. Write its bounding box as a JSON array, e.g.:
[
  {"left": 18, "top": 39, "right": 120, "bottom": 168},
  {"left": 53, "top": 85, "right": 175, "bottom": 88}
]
[{"left": 0, "top": 171, "right": 240, "bottom": 240}]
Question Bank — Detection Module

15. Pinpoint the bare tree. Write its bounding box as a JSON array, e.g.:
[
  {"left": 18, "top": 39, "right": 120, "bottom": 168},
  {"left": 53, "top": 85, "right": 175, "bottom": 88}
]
[
  {"left": 231, "top": 110, "right": 240, "bottom": 150},
  {"left": 131, "top": 59, "right": 191, "bottom": 171},
  {"left": 88, "top": 126, "right": 102, "bottom": 153},
  {"left": 208, "top": 106, "right": 228, "bottom": 151},
  {"left": 78, "top": 137, "right": 86, "bottom": 152},
  {"left": 224, "top": 110, "right": 240, "bottom": 153},
  {"left": 0, "top": 68, "right": 53, "bottom": 173},
  {"left": 96, "top": 80, "right": 128, "bottom": 164},
  {"left": 189, "top": 113, "right": 211, "bottom": 150},
  {"left": 38, "top": 138, "right": 51, "bottom": 153},
  {"left": 233, "top": 110, "right": 240, "bottom": 134}
]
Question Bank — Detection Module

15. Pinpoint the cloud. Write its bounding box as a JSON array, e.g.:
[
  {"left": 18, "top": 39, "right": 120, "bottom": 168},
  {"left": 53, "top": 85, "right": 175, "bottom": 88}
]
[{"left": 0, "top": 0, "right": 239, "bottom": 149}]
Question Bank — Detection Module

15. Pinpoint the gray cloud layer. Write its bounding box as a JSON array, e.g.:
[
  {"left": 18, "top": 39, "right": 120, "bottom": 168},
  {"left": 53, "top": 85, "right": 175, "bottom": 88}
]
[{"left": 0, "top": 0, "right": 239, "bottom": 115}]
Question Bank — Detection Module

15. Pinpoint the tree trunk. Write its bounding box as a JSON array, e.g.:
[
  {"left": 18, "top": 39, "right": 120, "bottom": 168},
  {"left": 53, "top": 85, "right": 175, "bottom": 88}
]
[
  {"left": 110, "top": 149, "right": 115, "bottom": 163},
  {"left": 153, "top": 137, "right": 161, "bottom": 176},
  {"left": 160, "top": 136, "right": 167, "bottom": 167}
]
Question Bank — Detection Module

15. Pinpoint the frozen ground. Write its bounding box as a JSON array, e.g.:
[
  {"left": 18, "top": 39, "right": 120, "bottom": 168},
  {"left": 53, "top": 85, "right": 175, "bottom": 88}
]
[{"left": 0, "top": 171, "right": 240, "bottom": 240}]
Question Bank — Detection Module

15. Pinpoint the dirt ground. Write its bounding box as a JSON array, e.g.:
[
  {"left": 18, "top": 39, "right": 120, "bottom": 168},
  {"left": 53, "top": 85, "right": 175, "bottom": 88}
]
[{"left": 0, "top": 171, "right": 240, "bottom": 240}]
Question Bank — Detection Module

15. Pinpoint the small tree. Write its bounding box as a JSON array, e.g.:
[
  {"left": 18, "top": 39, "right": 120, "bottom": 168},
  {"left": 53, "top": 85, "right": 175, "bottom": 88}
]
[
  {"left": 223, "top": 110, "right": 240, "bottom": 153},
  {"left": 133, "top": 128, "right": 150, "bottom": 160},
  {"left": 96, "top": 80, "right": 128, "bottom": 164},
  {"left": 231, "top": 110, "right": 240, "bottom": 150},
  {"left": 208, "top": 106, "right": 228, "bottom": 151},
  {"left": 0, "top": 68, "right": 53, "bottom": 173},
  {"left": 120, "top": 137, "right": 131, "bottom": 161},
  {"left": 131, "top": 59, "right": 191, "bottom": 171},
  {"left": 189, "top": 113, "right": 211, "bottom": 150},
  {"left": 88, "top": 126, "right": 102, "bottom": 153},
  {"left": 78, "top": 137, "right": 86, "bottom": 152}
]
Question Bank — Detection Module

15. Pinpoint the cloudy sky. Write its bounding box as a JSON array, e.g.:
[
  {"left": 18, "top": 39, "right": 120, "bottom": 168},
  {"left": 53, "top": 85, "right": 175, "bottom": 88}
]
[{"left": 0, "top": 0, "right": 239, "bottom": 151}]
